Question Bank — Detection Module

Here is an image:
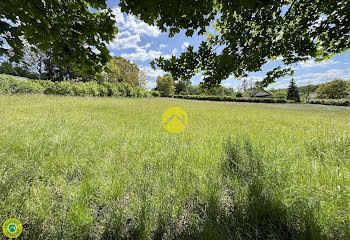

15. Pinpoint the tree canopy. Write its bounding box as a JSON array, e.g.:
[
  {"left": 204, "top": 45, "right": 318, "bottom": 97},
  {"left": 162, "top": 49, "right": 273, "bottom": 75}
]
[
  {"left": 1, "top": 1, "right": 349, "bottom": 87},
  {"left": 316, "top": 79, "right": 349, "bottom": 99},
  {"left": 0, "top": 0, "right": 117, "bottom": 78},
  {"left": 287, "top": 78, "right": 300, "bottom": 102},
  {"left": 106, "top": 57, "right": 141, "bottom": 87},
  {"left": 120, "top": 0, "right": 350, "bottom": 88},
  {"left": 156, "top": 75, "right": 175, "bottom": 96}
]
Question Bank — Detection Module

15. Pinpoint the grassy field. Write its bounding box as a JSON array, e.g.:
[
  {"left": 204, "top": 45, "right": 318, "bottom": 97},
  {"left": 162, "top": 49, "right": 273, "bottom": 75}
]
[{"left": 0, "top": 95, "right": 349, "bottom": 239}]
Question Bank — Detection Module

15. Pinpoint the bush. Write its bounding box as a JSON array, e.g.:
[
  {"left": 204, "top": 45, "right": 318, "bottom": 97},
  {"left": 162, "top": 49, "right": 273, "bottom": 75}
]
[
  {"left": 47, "top": 81, "right": 74, "bottom": 96},
  {"left": 308, "top": 99, "right": 350, "bottom": 106},
  {"left": 0, "top": 75, "right": 149, "bottom": 98},
  {"left": 236, "top": 92, "right": 243, "bottom": 98},
  {"left": 0, "top": 76, "right": 16, "bottom": 93},
  {"left": 118, "top": 82, "right": 134, "bottom": 97},
  {"left": 14, "top": 81, "right": 45, "bottom": 94},
  {"left": 151, "top": 90, "right": 160, "bottom": 97},
  {"left": 171, "top": 94, "right": 287, "bottom": 103},
  {"left": 0, "top": 76, "right": 44, "bottom": 94},
  {"left": 72, "top": 82, "right": 100, "bottom": 97},
  {"left": 102, "top": 82, "right": 121, "bottom": 97},
  {"left": 133, "top": 86, "right": 148, "bottom": 97},
  {"left": 98, "top": 85, "right": 109, "bottom": 97}
]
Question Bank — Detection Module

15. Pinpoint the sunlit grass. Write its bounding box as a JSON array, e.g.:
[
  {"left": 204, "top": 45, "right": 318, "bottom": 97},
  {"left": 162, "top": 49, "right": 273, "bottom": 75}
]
[{"left": 0, "top": 95, "right": 349, "bottom": 239}]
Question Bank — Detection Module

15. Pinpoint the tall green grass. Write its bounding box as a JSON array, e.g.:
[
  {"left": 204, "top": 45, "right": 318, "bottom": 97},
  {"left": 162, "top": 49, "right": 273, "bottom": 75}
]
[{"left": 0, "top": 95, "right": 349, "bottom": 239}]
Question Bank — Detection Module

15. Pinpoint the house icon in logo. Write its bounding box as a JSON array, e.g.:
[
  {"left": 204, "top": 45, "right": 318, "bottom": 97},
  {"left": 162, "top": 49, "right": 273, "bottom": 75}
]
[{"left": 162, "top": 107, "right": 188, "bottom": 133}]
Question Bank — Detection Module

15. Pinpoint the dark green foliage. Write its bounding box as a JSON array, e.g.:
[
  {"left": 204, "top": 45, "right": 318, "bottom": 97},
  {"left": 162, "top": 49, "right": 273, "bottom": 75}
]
[
  {"left": 135, "top": 0, "right": 350, "bottom": 87},
  {"left": 235, "top": 92, "right": 243, "bottom": 98},
  {"left": 174, "top": 80, "right": 188, "bottom": 94},
  {"left": 0, "top": 61, "right": 39, "bottom": 79},
  {"left": 171, "top": 94, "right": 287, "bottom": 103},
  {"left": 287, "top": 78, "right": 300, "bottom": 102},
  {"left": 0, "top": 75, "right": 148, "bottom": 98},
  {"left": 0, "top": 0, "right": 117, "bottom": 79},
  {"left": 308, "top": 99, "right": 350, "bottom": 106}
]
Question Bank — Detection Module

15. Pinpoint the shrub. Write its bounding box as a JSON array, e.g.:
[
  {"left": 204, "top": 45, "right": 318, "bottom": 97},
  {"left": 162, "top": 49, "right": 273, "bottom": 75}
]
[
  {"left": 50, "top": 81, "right": 74, "bottom": 96},
  {"left": 102, "top": 82, "right": 120, "bottom": 97},
  {"left": 0, "top": 75, "right": 150, "bottom": 99},
  {"left": 151, "top": 90, "right": 160, "bottom": 97},
  {"left": 86, "top": 82, "right": 100, "bottom": 97},
  {"left": 33, "top": 80, "right": 55, "bottom": 89},
  {"left": 0, "top": 76, "right": 45, "bottom": 94},
  {"left": 309, "top": 99, "right": 350, "bottom": 106},
  {"left": 98, "top": 85, "right": 109, "bottom": 97},
  {"left": 133, "top": 86, "right": 148, "bottom": 97},
  {"left": 171, "top": 94, "right": 287, "bottom": 103},
  {"left": 236, "top": 92, "right": 243, "bottom": 98},
  {"left": 73, "top": 82, "right": 100, "bottom": 97},
  {"left": 0, "top": 76, "right": 16, "bottom": 93},
  {"left": 14, "top": 81, "right": 45, "bottom": 94},
  {"left": 118, "top": 82, "right": 134, "bottom": 97}
]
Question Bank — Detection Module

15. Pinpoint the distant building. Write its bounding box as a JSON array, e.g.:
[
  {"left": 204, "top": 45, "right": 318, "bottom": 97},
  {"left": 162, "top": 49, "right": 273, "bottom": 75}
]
[
  {"left": 306, "top": 93, "right": 317, "bottom": 103},
  {"left": 306, "top": 93, "right": 317, "bottom": 102},
  {"left": 245, "top": 89, "right": 275, "bottom": 98}
]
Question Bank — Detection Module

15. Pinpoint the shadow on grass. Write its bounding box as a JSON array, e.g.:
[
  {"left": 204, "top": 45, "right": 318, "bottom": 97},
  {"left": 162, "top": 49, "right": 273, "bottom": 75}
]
[{"left": 101, "top": 136, "right": 326, "bottom": 240}]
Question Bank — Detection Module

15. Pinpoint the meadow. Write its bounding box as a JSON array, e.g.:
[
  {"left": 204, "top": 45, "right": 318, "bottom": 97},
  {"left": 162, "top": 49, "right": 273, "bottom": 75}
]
[{"left": 0, "top": 95, "right": 349, "bottom": 239}]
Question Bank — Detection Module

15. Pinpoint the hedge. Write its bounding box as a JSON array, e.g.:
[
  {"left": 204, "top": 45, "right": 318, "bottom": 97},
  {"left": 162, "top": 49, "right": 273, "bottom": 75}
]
[
  {"left": 170, "top": 94, "right": 287, "bottom": 103},
  {"left": 0, "top": 75, "right": 149, "bottom": 98},
  {"left": 308, "top": 99, "right": 350, "bottom": 106}
]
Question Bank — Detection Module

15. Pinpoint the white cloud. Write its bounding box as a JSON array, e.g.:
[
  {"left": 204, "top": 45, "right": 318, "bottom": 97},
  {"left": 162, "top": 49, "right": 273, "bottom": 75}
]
[
  {"left": 159, "top": 44, "right": 166, "bottom": 49},
  {"left": 121, "top": 48, "right": 171, "bottom": 62},
  {"left": 112, "top": 7, "right": 125, "bottom": 24},
  {"left": 299, "top": 60, "right": 339, "bottom": 68},
  {"left": 296, "top": 69, "right": 349, "bottom": 85},
  {"left": 108, "top": 34, "right": 141, "bottom": 50},
  {"left": 271, "top": 68, "right": 350, "bottom": 89},
  {"left": 140, "top": 43, "right": 152, "bottom": 49},
  {"left": 139, "top": 65, "right": 166, "bottom": 90},
  {"left": 112, "top": 7, "right": 161, "bottom": 38},
  {"left": 140, "top": 65, "right": 165, "bottom": 78},
  {"left": 172, "top": 48, "right": 178, "bottom": 55},
  {"left": 222, "top": 82, "right": 235, "bottom": 88},
  {"left": 182, "top": 42, "right": 189, "bottom": 50},
  {"left": 117, "top": 31, "right": 132, "bottom": 37}
]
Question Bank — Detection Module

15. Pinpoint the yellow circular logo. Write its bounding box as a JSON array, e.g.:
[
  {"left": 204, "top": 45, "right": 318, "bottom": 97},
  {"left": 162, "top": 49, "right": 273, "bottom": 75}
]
[
  {"left": 2, "top": 218, "right": 22, "bottom": 238},
  {"left": 162, "top": 107, "right": 188, "bottom": 133}
]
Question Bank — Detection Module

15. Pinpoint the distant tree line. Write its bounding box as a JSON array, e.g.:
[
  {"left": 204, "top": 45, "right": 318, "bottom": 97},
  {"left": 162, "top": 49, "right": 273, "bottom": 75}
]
[
  {"left": 154, "top": 75, "right": 235, "bottom": 97},
  {"left": 154, "top": 74, "right": 350, "bottom": 102},
  {"left": 270, "top": 79, "right": 350, "bottom": 101}
]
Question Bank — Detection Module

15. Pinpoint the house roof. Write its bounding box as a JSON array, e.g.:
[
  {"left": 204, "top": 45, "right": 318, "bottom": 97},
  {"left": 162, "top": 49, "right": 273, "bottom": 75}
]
[
  {"left": 307, "top": 93, "right": 317, "bottom": 99},
  {"left": 248, "top": 89, "right": 274, "bottom": 98}
]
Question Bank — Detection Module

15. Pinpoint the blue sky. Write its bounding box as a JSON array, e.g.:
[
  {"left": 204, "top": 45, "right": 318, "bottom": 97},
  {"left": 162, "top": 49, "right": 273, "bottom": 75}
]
[{"left": 107, "top": 1, "right": 350, "bottom": 90}]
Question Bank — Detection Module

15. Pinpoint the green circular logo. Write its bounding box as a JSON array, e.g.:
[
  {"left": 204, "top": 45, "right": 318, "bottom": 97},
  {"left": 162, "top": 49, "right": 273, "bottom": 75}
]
[{"left": 2, "top": 218, "right": 22, "bottom": 238}]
